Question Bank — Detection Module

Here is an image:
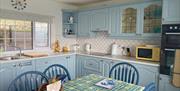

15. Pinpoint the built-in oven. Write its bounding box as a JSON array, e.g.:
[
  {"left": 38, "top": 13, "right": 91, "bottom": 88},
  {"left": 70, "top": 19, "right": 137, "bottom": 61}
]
[{"left": 160, "top": 24, "right": 180, "bottom": 75}]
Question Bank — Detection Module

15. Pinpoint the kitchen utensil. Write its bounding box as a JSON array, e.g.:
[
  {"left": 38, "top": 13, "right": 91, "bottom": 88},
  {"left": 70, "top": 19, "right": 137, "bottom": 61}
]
[
  {"left": 72, "top": 44, "right": 80, "bottom": 52},
  {"left": 111, "top": 42, "right": 120, "bottom": 55},
  {"left": 85, "top": 43, "right": 91, "bottom": 53},
  {"left": 69, "top": 16, "right": 74, "bottom": 23},
  {"left": 23, "top": 52, "right": 48, "bottom": 58}
]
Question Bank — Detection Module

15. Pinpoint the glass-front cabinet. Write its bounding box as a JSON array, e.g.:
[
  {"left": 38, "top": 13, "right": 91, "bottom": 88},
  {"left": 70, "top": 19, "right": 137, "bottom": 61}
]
[
  {"left": 120, "top": 5, "right": 140, "bottom": 36},
  {"left": 141, "top": 2, "right": 162, "bottom": 37},
  {"left": 109, "top": 1, "right": 162, "bottom": 39}
]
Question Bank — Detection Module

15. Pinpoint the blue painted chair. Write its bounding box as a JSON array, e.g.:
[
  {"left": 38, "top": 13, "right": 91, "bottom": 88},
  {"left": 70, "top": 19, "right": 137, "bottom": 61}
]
[
  {"left": 43, "top": 64, "right": 71, "bottom": 82},
  {"left": 109, "top": 62, "right": 139, "bottom": 85},
  {"left": 8, "top": 71, "right": 49, "bottom": 91},
  {"left": 144, "top": 82, "right": 156, "bottom": 91}
]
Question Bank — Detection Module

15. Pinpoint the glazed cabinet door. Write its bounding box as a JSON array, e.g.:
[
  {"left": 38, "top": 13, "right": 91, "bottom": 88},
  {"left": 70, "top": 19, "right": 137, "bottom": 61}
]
[
  {"left": 141, "top": 1, "right": 162, "bottom": 38},
  {"left": 120, "top": 5, "right": 140, "bottom": 36}
]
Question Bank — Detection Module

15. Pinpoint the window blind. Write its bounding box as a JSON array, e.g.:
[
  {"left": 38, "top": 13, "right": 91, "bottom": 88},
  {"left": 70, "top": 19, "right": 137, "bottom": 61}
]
[{"left": 0, "top": 9, "right": 53, "bottom": 23}]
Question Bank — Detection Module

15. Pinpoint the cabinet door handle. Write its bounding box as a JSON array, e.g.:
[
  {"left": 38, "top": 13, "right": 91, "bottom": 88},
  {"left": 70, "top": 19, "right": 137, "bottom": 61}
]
[
  {"left": 66, "top": 56, "right": 70, "bottom": 59},
  {"left": 100, "top": 60, "right": 103, "bottom": 62},
  {"left": 19, "top": 63, "right": 22, "bottom": 67},
  {"left": 20, "top": 62, "right": 32, "bottom": 67},
  {"left": 89, "top": 63, "right": 93, "bottom": 65},
  {"left": 162, "top": 18, "right": 165, "bottom": 21},
  {"left": 45, "top": 62, "right": 48, "bottom": 64},
  {"left": 12, "top": 64, "right": 17, "bottom": 67}
]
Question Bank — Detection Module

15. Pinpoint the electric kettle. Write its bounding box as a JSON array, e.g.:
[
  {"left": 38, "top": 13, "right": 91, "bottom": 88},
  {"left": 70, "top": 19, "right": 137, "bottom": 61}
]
[
  {"left": 85, "top": 43, "right": 91, "bottom": 52},
  {"left": 111, "top": 42, "right": 121, "bottom": 55}
]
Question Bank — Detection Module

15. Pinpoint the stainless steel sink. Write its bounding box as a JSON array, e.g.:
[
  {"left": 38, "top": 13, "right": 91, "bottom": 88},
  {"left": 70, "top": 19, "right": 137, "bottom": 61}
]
[{"left": 0, "top": 56, "right": 21, "bottom": 60}]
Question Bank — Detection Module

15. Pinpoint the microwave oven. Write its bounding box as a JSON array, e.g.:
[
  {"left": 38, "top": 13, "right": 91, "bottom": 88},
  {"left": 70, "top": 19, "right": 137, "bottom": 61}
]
[{"left": 136, "top": 46, "right": 160, "bottom": 61}]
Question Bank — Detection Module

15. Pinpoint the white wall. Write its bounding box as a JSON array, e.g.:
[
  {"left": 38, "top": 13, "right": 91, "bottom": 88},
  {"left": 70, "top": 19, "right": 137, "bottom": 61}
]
[{"left": 0, "top": 0, "right": 78, "bottom": 49}]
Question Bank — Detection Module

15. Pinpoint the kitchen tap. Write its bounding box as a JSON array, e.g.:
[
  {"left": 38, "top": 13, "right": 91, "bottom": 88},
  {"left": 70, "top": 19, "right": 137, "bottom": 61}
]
[{"left": 5, "top": 45, "right": 22, "bottom": 58}]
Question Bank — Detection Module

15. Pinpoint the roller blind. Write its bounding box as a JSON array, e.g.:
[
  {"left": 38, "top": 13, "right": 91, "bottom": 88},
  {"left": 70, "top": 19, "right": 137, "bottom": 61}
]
[{"left": 0, "top": 9, "right": 53, "bottom": 23}]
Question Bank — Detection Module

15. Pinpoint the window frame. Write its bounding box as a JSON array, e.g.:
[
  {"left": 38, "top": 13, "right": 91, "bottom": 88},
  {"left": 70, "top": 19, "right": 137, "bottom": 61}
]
[
  {"left": 0, "top": 18, "right": 51, "bottom": 52},
  {"left": 32, "top": 21, "right": 51, "bottom": 50}
]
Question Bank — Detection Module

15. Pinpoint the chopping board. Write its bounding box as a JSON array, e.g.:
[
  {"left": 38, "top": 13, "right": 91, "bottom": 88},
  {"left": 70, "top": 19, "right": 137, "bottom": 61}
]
[{"left": 23, "top": 52, "right": 48, "bottom": 58}]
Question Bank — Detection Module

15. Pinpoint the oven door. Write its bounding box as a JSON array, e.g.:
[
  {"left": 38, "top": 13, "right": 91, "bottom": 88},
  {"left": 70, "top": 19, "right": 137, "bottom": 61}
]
[
  {"left": 160, "top": 48, "right": 177, "bottom": 75},
  {"left": 162, "top": 33, "right": 180, "bottom": 48}
]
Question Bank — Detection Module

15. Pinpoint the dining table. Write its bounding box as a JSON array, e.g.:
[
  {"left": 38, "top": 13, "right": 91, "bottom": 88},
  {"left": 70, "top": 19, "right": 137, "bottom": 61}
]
[{"left": 63, "top": 74, "right": 145, "bottom": 91}]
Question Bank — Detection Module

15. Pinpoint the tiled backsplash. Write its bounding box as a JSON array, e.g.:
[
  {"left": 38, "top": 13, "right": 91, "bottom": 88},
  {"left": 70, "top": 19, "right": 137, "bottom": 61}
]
[{"left": 77, "top": 32, "right": 161, "bottom": 56}]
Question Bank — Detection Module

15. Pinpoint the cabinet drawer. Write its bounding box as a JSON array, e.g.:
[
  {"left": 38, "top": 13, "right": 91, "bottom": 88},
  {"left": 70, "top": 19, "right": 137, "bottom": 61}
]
[
  {"left": 83, "top": 69, "right": 102, "bottom": 76},
  {"left": 84, "top": 59, "right": 101, "bottom": 72}
]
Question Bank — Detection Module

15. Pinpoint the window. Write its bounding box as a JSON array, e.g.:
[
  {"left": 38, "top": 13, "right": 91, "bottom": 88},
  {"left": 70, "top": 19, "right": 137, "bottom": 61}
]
[
  {"left": 0, "top": 18, "right": 50, "bottom": 51},
  {"left": 34, "top": 22, "right": 49, "bottom": 48}
]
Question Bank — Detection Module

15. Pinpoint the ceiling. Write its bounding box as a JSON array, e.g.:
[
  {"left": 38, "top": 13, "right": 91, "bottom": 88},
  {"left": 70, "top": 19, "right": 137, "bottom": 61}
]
[{"left": 56, "top": 0, "right": 109, "bottom": 5}]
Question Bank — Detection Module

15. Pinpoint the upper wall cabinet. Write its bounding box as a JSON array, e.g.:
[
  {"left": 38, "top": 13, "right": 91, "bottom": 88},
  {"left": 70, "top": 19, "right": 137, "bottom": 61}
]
[
  {"left": 141, "top": 1, "right": 162, "bottom": 37},
  {"left": 162, "top": 0, "right": 180, "bottom": 24},
  {"left": 91, "top": 8, "right": 109, "bottom": 32},
  {"left": 120, "top": 5, "right": 140, "bottom": 36},
  {"left": 77, "top": 11, "right": 91, "bottom": 37},
  {"left": 109, "top": 1, "right": 162, "bottom": 39},
  {"left": 62, "top": 10, "right": 78, "bottom": 38},
  {"left": 109, "top": 7, "right": 120, "bottom": 36}
]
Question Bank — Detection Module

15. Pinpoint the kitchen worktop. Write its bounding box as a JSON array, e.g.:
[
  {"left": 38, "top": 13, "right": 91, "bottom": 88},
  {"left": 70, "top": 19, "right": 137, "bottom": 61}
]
[
  {"left": 0, "top": 52, "right": 76, "bottom": 63},
  {"left": 0, "top": 51, "right": 159, "bottom": 67},
  {"left": 77, "top": 52, "right": 159, "bottom": 67}
]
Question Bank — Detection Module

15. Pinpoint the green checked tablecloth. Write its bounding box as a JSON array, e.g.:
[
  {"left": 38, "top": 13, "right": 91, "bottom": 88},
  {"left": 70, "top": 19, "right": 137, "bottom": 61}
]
[{"left": 64, "top": 74, "right": 145, "bottom": 91}]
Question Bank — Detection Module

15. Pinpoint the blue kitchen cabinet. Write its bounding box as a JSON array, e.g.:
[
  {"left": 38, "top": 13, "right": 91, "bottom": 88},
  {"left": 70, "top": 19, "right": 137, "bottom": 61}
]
[
  {"left": 120, "top": 5, "right": 141, "bottom": 37},
  {"left": 76, "top": 55, "right": 103, "bottom": 77},
  {"left": 77, "top": 11, "right": 91, "bottom": 37},
  {"left": 62, "top": 10, "right": 78, "bottom": 38},
  {"left": 109, "top": 1, "right": 162, "bottom": 39},
  {"left": 35, "top": 55, "right": 76, "bottom": 80},
  {"left": 16, "top": 60, "right": 36, "bottom": 76},
  {"left": 140, "top": 1, "right": 162, "bottom": 38},
  {"left": 0, "top": 60, "right": 35, "bottom": 91},
  {"left": 159, "top": 74, "right": 180, "bottom": 91},
  {"left": 133, "top": 63, "right": 159, "bottom": 90},
  {"left": 109, "top": 7, "right": 121, "bottom": 37},
  {"left": 81, "top": 56, "right": 102, "bottom": 76},
  {"left": 0, "top": 62, "right": 16, "bottom": 91},
  {"left": 162, "top": 0, "right": 180, "bottom": 23},
  {"left": 91, "top": 8, "right": 109, "bottom": 31},
  {"left": 101, "top": 59, "right": 114, "bottom": 77},
  {"left": 67, "top": 55, "right": 76, "bottom": 80},
  {"left": 76, "top": 55, "right": 84, "bottom": 78},
  {"left": 35, "top": 56, "right": 67, "bottom": 72}
]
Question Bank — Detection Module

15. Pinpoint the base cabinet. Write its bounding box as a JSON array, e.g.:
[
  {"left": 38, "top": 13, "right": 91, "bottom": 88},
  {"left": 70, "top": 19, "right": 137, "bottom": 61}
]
[
  {"left": 0, "top": 60, "right": 35, "bottom": 91},
  {"left": 159, "top": 74, "right": 180, "bottom": 91},
  {"left": 0, "top": 55, "right": 76, "bottom": 91},
  {"left": 133, "top": 63, "right": 159, "bottom": 91},
  {"left": 35, "top": 55, "right": 75, "bottom": 80},
  {"left": 76, "top": 55, "right": 159, "bottom": 90}
]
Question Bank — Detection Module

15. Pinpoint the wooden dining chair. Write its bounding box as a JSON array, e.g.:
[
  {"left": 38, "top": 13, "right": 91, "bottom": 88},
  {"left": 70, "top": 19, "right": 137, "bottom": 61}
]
[
  {"left": 109, "top": 62, "right": 139, "bottom": 85},
  {"left": 144, "top": 82, "right": 156, "bottom": 91},
  {"left": 8, "top": 71, "right": 49, "bottom": 91},
  {"left": 43, "top": 64, "right": 71, "bottom": 82}
]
